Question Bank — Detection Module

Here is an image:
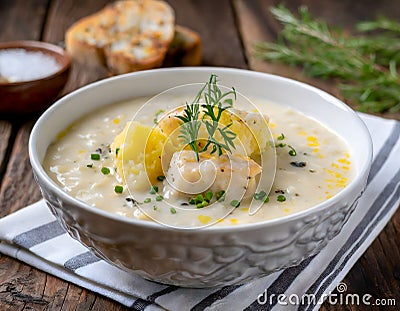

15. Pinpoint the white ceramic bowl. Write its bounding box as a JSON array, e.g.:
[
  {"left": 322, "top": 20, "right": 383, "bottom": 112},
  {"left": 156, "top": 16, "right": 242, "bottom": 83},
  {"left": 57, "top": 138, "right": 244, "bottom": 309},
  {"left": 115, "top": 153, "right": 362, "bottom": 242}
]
[{"left": 29, "top": 67, "right": 372, "bottom": 287}]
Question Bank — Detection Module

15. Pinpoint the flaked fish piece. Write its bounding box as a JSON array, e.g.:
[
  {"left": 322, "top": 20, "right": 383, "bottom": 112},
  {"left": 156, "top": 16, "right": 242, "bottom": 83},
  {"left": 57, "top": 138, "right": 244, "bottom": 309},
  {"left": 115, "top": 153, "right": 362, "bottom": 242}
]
[{"left": 163, "top": 150, "right": 262, "bottom": 202}]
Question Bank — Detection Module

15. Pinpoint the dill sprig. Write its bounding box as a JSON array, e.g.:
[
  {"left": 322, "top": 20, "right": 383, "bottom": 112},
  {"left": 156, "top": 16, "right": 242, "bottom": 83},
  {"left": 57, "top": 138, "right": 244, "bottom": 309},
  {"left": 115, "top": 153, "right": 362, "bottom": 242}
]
[
  {"left": 176, "top": 101, "right": 201, "bottom": 160},
  {"left": 176, "top": 74, "right": 237, "bottom": 161},
  {"left": 201, "top": 75, "right": 237, "bottom": 156},
  {"left": 255, "top": 5, "right": 400, "bottom": 113}
]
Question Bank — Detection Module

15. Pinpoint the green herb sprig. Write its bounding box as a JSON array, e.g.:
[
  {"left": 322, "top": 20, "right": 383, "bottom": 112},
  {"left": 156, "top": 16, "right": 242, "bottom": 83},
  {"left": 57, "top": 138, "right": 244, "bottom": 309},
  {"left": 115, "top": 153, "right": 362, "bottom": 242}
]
[
  {"left": 255, "top": 5, "right": 400, "bottom": 113},
  {"left": 176, "top": 99, "right": 202, "bottom": 161},
  {"left": 176, "top": 75, "right": 237, "bottom": 161},
  {"left": 200, "top": 75, "right": 237, "bottom": 157}
]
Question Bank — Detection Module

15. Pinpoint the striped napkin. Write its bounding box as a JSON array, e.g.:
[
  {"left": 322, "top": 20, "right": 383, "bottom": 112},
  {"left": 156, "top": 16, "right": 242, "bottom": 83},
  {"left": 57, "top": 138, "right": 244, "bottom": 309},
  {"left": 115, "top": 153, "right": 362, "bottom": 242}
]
[{"left": 0, "top": 113, "right": 399, "bottom": 311}]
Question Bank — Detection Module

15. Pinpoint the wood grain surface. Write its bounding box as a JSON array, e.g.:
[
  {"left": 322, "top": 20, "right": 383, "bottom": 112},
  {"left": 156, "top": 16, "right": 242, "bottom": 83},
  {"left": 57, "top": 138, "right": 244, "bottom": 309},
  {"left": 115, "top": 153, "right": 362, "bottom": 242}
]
[{"left": 0, "top": 0, "right": 399, "bottom": 310}]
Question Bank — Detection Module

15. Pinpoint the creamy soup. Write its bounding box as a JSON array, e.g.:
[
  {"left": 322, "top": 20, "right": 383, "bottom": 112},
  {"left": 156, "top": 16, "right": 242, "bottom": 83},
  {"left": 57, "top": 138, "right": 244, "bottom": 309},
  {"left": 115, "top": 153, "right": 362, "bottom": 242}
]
[{"left": 44, "top": 95, "right": 354, "bottom": 227}]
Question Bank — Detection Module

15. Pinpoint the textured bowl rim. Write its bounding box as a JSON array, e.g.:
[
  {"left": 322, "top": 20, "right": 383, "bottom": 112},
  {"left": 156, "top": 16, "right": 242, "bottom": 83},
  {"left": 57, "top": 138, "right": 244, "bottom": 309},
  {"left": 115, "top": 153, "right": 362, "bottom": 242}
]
[
  {"left": 0, "top": 40, "right": 70, "bottom": 85},
  {"left": 29, "top": 67, "right": 373, "bottom": 233}
]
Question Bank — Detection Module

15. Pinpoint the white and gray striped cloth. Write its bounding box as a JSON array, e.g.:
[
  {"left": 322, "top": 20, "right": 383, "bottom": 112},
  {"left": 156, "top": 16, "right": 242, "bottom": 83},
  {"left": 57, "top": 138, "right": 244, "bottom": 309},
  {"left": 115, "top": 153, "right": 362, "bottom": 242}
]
[{"left": 0, "top": 113, "right": 399, "bottom": 311}]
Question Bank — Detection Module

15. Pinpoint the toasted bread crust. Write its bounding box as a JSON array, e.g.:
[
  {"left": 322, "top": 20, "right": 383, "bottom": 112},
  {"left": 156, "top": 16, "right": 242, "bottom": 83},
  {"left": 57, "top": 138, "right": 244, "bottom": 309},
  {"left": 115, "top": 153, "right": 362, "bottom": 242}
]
[
  {"left": 65, "top": 12, "right": 108, "bottom": 68},
  {"left": 65, "top": 0, "right": 175, "bottom": 74},
  {"left": 164, "top": 25, "right": 202, "bottom": 67}
]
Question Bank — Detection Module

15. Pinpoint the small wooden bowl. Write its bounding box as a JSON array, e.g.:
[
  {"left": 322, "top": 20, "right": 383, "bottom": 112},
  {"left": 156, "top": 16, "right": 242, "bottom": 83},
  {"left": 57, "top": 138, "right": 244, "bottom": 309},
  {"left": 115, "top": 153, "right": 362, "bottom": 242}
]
[{"left": 0, "top": 40, "right": 70, "bottom": 115}]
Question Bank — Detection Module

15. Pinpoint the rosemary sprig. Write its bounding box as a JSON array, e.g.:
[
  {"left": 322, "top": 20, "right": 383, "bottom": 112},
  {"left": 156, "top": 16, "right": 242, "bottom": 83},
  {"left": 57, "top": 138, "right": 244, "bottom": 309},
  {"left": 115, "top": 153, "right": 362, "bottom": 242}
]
[
  {"left": 176, "top": 75, "right": 237, "bottom": 160},
  {"left": 255, "top": 5, "right": 400, "bottom": 113}
]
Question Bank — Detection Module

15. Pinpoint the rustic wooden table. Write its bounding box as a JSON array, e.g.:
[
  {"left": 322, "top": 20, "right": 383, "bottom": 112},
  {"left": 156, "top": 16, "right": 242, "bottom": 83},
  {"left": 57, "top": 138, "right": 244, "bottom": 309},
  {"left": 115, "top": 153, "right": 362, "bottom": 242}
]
[{"left": 0, "top": 0, "right": 399, "bottom": 310}]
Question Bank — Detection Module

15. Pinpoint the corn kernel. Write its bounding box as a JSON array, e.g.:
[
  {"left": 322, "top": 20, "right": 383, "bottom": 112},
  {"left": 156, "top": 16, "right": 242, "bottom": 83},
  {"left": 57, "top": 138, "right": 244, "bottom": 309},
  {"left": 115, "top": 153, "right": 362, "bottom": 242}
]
[
  {"left": 230, "top": 218, "right": 238, "bottom": 225},
  {"left": 198, "top": 215, "right": 212, "bottom": 224},
  {"left": 338, "top": 158, "right": 350, "bottom": 164}
]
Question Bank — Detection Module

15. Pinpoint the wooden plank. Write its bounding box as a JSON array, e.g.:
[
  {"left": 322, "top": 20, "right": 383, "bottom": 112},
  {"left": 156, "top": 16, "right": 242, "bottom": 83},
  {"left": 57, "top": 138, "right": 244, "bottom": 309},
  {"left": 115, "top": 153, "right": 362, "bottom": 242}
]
[
  {"left": 91, "top": 297, "right": 127, "bottom": 311},
  {"left": 0, "top": 0, "right": 49, "bottom": 41},
  {"left": 42, "top": 0, "right": 111, "bottom": 95},
  {"left": 0, "top": 122, "right": 41, "bottom": 217},
  {"left": 0, "top": 257, "right": 48, "bottom": 310},
  {"left": 42, "top": 0, "right": 111, "bottom": 44},
  {"left": 234, "top": 1, "right": 400, "bottom": 310},
  {"left": 0, "top": 121, "right": 13, "bottom": 189},
  {"left": 168, "top": 0, "right": 247, "bottom": 68}
]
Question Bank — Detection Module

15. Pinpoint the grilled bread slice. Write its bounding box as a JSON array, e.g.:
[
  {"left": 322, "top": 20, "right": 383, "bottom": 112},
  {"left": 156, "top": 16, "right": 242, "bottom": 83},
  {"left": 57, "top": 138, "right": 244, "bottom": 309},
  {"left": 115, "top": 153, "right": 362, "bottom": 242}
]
[
  {"left": 164, "top": 25, "right": 202, "bottom": 66},
  {"left": 65, "top": 0, "right": 175, "bottom": 74}
]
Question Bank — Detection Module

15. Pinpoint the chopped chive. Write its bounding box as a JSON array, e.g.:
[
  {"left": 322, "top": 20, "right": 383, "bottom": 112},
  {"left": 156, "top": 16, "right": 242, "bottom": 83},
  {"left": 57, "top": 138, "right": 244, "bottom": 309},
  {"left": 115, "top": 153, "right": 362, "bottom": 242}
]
[
  {"left": 114, "top": 185, "right": 123, "bottom": 194},
  {"left": 277, "top": 195, "right": 286, "bottom": 202},
  {"left": 254, "top": 190, "right": 267, "bottom": 200},
  {"left": 170, "top": 207, "right": 177, "bottom": 214},
  {"left": 154, "top": 109, "right": 165, "bottom": 124},
  {"left": 157, "top": 175, "right": 166, "bottom": 181},
  {"left": 230, "top": 200, "right": 240, "bottom": 208},
  {"left": 264, "top": 196, "right": 270, "bottom": 203},
  {"left": 197, "top": 201, "right": 208, "bottom": 208},
  {"left": 115, "top": 147, "right": 120, "bottom": 156},
  {"left": 216, "top": 190, "right": 226, "bottom": 201},
  {"left": 156, "top": 195, "right": 163, "bottom": 201},
  {"left": 153, "top": 206, "right": 158, "bottom": 211},
  {"left": 86, "top": 163, "right": 93, "bottom": 168},
  {"left": 91, "top": 153, "right": 100, "bottom": 160},
  {"left": 276, "top": 143, "right": 286, "bottom": 148},
  {"left": 143, "top": 198, "right": 151, "bottom": 203},
  {"left": 194, "top": 194, "right": 204, "bottom": 203},
  {"left": 150, "top": 185, "right": 158, "bottom": 194},
  {"left": 288, "top": 145, "right": 297, "bottom": 156},
  {"left": 277, "top": 133, "right": 285, "bottom": 140},
  {"left": 204, "top": 191, "right": 213, "bottom": 202},
  {"left": 101, "top": 167, "right": 110, "bottom": 175}
]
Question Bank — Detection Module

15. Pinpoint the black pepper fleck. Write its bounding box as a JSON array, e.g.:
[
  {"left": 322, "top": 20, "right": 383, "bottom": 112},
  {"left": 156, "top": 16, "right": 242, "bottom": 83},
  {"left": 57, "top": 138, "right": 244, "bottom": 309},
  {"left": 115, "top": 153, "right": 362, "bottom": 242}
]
[
  {"left": 125, "top": 197, "right": 137, "bottom": 204},
  {"left": 290, "top": 161, "right": 307, "bottom": 168}
]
